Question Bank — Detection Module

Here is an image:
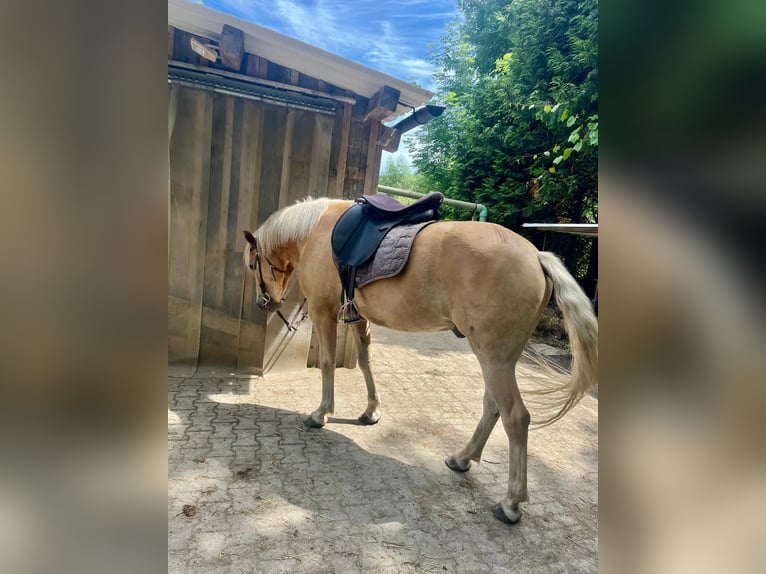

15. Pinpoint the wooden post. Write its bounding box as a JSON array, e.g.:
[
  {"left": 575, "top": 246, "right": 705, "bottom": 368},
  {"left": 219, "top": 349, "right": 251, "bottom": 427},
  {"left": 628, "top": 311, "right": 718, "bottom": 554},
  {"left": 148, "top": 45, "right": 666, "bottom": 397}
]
[
  {"left": 363, "top": 85, "right": 400, "bottom": 123},
  {"left": 364, "top": 121, "right": 382, "bottom": 196},
  {"left": 377, "top": 125, "right": 401, "bottom": 152},
  {"left": 334, "top": 103, "right": 352, "bottom": 197}
]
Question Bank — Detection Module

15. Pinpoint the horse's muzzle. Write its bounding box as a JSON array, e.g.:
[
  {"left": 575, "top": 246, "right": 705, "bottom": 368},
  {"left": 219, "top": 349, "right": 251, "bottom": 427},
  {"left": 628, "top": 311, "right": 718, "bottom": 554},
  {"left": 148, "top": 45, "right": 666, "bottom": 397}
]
[{"left": 257, "top": 293, "right": 283, "bottom": 312}]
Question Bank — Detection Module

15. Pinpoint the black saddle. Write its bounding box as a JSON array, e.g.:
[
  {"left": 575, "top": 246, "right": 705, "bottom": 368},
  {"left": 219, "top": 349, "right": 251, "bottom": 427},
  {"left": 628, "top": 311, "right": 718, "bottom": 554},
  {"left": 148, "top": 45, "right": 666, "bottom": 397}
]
[{"left": 331, "top": 192, "right": 443, "bottom": 322}]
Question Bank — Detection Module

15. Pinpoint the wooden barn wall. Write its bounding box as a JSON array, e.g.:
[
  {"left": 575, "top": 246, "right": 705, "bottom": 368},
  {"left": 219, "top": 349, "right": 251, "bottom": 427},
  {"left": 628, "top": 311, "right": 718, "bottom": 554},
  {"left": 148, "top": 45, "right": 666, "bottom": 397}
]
[{"left": 168, "top": 83, "right": 352, "bottom": 374}]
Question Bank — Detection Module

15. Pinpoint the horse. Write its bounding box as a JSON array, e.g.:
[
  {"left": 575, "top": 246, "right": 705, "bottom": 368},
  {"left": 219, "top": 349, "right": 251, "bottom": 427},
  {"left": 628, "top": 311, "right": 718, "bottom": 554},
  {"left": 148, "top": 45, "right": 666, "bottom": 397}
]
[{"left": 242, "top": 196, "right": 598, "bottom": 524}]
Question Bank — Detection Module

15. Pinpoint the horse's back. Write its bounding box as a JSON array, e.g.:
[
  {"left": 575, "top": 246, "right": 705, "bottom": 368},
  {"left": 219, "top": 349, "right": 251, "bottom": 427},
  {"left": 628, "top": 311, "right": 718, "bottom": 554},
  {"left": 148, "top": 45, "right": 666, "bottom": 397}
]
[{"left": 413, "top": 221, "right": 544, "bottom": 286}]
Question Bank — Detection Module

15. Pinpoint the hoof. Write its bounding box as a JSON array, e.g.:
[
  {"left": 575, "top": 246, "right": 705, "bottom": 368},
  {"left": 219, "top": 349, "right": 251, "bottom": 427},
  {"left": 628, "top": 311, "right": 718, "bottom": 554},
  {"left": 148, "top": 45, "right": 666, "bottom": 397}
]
[
  {"left": 445, "top": 456, "right": 471, "bottom": 473},
  {"left": 358, "top": 413, "right": 380, "bottom": 425},
  {"left": 304, "top": 415, "right": 325, "bottom": 428},
  {"left": 492, "top": 503, "right": 521, "bottom": 524}
]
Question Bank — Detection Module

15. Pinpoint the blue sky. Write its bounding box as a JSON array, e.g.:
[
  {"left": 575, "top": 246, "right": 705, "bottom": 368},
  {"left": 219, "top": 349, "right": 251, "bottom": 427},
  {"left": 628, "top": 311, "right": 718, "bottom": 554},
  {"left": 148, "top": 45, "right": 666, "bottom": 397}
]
[
  {"left": 198, "top": 1, "right": 459, "bottom": 168},
  {"left": 200, "top": 0, "right": 459, "bottom": 92}
]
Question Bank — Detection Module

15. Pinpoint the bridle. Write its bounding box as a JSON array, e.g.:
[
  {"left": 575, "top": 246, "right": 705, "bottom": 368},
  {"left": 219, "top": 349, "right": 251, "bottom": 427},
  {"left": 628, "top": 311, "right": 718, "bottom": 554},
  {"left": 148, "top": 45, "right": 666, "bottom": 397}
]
[
  {"left": 249, "top": 239, "right": 289, "bottom": 308},
  {"left": 248, "top": 239, "right": 307, "bottom": 332}
]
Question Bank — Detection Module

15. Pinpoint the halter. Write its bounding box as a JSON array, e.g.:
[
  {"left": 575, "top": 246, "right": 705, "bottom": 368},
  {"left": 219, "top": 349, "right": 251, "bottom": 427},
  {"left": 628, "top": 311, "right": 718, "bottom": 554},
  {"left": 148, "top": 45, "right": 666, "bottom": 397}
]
[{"left": 249, "top": 239, "right": 307, "bottom": 332}]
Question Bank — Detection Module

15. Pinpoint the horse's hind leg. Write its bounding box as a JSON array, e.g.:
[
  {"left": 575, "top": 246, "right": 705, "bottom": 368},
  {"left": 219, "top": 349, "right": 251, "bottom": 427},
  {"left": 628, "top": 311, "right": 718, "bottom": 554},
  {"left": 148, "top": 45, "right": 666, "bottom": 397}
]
[
  {"left": 454, "top": 354, "right": 530, "bottom": 524},
  {"left": 487, "top": 367, "right": 530, "bottom": 524},
  {"left": 350, "top": 319, "right": 380, "bottom": 425},
  {"left": 445, "top": 389, "right": 499, "bottom": 472}
]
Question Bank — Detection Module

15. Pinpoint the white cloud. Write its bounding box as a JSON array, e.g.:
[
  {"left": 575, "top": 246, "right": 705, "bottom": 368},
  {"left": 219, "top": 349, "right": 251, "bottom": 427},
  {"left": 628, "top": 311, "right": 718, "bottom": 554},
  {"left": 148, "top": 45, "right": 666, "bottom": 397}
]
[{"left": 213, "top": 0, "right": 448, "bottom": 89}]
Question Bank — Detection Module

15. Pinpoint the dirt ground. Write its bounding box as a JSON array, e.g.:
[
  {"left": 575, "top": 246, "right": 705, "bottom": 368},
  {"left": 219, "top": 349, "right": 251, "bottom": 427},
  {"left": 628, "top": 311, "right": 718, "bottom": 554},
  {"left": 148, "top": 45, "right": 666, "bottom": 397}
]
[{"left": 168, "top": 327, "right": 598, "bottom": 573}]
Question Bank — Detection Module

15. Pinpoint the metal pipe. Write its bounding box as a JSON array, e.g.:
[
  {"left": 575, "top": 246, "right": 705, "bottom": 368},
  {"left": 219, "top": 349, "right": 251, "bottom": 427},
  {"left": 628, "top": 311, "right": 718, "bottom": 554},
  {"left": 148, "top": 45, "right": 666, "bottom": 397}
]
[{"left": 377, "top": 185, "right": 488, "bottom": 222}]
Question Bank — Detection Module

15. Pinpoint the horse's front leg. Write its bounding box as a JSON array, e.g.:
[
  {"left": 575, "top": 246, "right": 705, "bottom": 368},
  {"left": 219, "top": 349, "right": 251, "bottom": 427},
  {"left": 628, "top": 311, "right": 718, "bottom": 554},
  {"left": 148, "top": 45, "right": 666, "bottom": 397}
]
[
  {"left": 305, "top": 310, "right": 337, "bottom": 428},
  {"left": 351, "top": 319, "right": 380, "bottom": 425}
]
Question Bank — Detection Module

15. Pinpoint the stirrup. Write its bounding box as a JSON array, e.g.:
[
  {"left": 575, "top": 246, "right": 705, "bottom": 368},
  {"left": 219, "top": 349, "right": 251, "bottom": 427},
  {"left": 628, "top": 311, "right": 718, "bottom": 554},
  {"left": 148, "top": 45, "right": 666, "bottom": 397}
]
[{"left": 338, "top": 300, "right": 361, "bottom": 324}]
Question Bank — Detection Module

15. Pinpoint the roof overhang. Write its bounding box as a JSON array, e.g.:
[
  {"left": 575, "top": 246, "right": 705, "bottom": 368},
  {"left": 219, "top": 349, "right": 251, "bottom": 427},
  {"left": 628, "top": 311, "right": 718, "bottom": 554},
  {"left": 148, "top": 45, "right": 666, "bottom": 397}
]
[
  {"left": 522, "top": 223, "right": 598, "bottom": 237},
  {"left": 168, "top": 0, "right": 434, "bottom": 118}
]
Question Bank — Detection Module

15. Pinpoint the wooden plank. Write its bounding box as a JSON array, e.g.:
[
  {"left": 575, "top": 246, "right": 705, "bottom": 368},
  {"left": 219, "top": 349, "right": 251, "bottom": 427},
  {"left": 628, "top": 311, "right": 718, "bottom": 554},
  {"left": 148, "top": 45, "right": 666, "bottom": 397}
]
[
  {"left": 249, "top": 103, "right": 286, "bottom": 369},
  {"left": 190, "top": 37, "right": 218, "bottom": 62},
  {"left": 219, "top": 24, "right": 245, "bottom": 71},
  {"left": 363, "top": 85, "right": 400, "bottom": 123},
  {"left": 168, "top": 26, "right": 175, "bottom": 60},
  {"left": 170, "top": 61, "right": 357, "bottom": 104},
  {"left": 258, "top": 105, "right": 287, "bottom": 222},
  {"left": 202, "top": 94, "right": 234, "bottom": 316},
  {"left": 173, "top": 30, "right": 207, "bottom": 66},
  {"left": 363, "top": 121, "right": 381, "bottom": 195},
  {"left": 267, "top": 61, "right": 292, "bottom": 85},
  {"left": 377, "top": 125, "right": 401, "bottom": 152},
  {"left": 199, "top": 95, "right": 252, "bottom": 369},
  {"left": 298, "top": 73, "right": 319, "bottom": 91},
  {"left": 168, "top": 85, "right": 179, "bottom": 268},
  {"left": 244, "top": 54, "right": 269, "bottom": 79},
  {"left": 278, "top": 109, "right": 296, "bottom": 208},
  {"left": 235, "top": 100, "right": 265, "bottom": 372},
  {"left": 309, "top": 113, "right": 334, "bottom": 197},
  {"left": 334, "top": 103, "right": 352, "bottom": 197},
  {"left": 352, "top": 96, "right": 369, "bottom": 119},
  {"left": 168, "top": 86, "right": 214, "bottom": 367},
  {"left": 344, "top": 117, "right": 367, "bottom": 198},
  {"left": 287, "top": 110, "right": 314, "bottom": 204},
  {"left": 221, "top": 98, "right": 247, "bottom": 316}
]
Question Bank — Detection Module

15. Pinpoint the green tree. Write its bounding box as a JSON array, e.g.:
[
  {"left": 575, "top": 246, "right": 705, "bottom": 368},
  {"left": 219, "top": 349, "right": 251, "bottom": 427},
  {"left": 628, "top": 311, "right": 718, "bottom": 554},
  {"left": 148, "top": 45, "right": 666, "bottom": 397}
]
[
  {"left": 412, "top": 0, "right": 597, "bottom": 289},
  {"left": 379, "top": 154, "right": 425, "bottom": 192}
]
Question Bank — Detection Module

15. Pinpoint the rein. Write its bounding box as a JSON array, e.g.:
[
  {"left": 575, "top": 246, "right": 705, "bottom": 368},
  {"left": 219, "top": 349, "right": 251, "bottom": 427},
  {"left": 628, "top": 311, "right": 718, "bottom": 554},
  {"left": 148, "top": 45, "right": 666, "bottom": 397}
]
[{"left": 250, "top": 240, "right": 308, "bottom": 333}]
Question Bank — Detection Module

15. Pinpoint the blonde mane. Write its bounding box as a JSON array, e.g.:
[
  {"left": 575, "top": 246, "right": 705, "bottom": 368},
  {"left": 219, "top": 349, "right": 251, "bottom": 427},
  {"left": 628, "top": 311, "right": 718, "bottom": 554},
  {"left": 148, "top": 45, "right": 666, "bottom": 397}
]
[{"left": 252, "top": 196, "right": 344, "bottom": 256}]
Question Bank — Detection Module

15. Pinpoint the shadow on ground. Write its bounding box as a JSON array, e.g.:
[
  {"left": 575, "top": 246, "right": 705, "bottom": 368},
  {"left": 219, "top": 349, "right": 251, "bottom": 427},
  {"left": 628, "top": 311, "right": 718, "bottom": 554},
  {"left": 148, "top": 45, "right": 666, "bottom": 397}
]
[{"left": 169, "top": 370, "right": 598, "bottom": 573}]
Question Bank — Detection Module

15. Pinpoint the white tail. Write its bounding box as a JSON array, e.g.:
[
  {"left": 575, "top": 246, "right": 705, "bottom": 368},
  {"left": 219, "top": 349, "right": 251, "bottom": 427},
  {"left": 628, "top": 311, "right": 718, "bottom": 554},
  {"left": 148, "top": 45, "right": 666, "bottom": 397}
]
[{"left": 523, "top": 251, "right": 598, "bottom": 428}]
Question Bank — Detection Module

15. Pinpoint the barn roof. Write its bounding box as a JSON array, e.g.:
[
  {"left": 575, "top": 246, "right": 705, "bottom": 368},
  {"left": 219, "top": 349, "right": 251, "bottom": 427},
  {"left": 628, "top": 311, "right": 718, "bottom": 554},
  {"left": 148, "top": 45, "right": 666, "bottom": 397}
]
[{"left": 168, "top": 0, "right": 435, "bottom": 118}]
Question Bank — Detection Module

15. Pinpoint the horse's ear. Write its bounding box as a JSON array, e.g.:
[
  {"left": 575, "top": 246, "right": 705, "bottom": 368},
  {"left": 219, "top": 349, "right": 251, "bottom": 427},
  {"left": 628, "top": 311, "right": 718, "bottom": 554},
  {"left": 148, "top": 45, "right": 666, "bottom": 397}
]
[{"left": 243, "top": 230, "right": 256, "bottom": 247}]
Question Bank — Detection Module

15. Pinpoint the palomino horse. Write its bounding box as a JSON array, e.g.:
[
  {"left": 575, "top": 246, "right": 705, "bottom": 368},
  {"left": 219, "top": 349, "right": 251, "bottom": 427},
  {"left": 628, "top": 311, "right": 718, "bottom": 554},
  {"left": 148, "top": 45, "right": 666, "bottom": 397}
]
[{"left": 243, "top": 197, "right": 597, "bottom": 524}]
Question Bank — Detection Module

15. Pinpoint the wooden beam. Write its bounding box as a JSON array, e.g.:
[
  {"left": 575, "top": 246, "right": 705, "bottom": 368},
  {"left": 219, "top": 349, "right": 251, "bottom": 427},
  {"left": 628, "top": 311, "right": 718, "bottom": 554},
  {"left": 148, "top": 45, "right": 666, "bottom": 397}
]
[
  {"left": 363, "top": 121, "right": 381, "bottom": 195},
  {"left": 278, "top": 110, "right": 296, "bottom": 208},
  {"left": 220, "top": 24, "right": 245, "bottom": 71},
  {"left": 377, "top": 125, "right": 401, "bottom": 152},
  {"left": 190, "top": 37, "right": 218, "bottom": 63},
  {"left": 363, "top": 85, "right": 400, "bottom": 123},
  {"left": 169, "top": 61, "right": 357, "bottom": 105},
  {"left": 168, "top": 26, "right": 175, "bottom": 60},
  {"left": 335, "top": 103, "right": 352, "bottom": 197},
  {"left": 267, "top": 62, "right": 291, "bottom": 85},
  {"left": 173, "top": 31, "right": 209, "bottom": 66},
  {"left": 244, "top": 54, "right": 269, "bottom": 79}
]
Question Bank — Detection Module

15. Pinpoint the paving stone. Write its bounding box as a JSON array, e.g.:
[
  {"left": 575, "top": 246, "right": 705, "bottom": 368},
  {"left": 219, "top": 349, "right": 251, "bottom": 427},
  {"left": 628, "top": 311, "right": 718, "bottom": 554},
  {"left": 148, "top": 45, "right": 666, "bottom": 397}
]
[{"left": 168, "top": 328, "right": 598, "bottom": 572}]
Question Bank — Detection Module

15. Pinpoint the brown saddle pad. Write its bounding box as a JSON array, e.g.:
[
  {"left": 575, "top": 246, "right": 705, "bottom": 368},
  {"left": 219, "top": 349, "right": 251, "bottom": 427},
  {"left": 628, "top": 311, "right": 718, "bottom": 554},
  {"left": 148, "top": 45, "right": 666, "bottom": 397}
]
[{"left": 353, "top": 220, "right": 435, "bottom": 288}]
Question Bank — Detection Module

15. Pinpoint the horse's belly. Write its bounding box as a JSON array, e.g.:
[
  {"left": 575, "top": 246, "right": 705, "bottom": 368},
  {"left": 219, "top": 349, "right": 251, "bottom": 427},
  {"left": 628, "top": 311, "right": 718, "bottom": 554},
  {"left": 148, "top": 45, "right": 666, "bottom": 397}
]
[{"left": 354, "top": 282, "right": 452, "bottom": 332}]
